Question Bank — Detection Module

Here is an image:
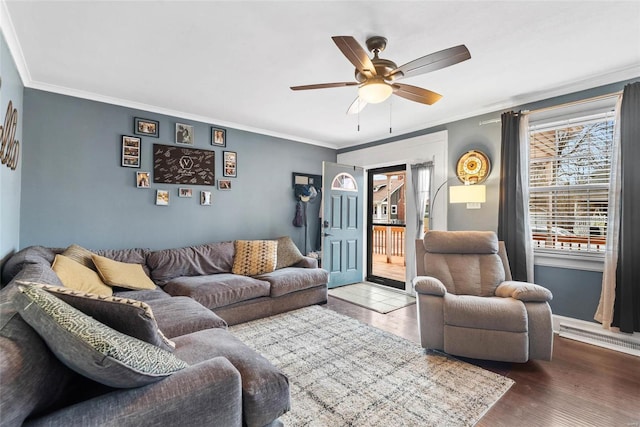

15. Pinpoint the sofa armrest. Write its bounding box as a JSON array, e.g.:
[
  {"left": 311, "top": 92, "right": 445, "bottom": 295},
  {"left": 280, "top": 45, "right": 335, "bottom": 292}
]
[
  {"left": 26, "top": 357, "right": 242, "bottom": 427},
  {"left": 293, "top": 256, "right": 318, "bottom": 269},
  {"left": 413, "top": 276, "right": 447, "bottom": 296},
  {"left": 495, "top": 281, "right": 553, "bottom": 302}
]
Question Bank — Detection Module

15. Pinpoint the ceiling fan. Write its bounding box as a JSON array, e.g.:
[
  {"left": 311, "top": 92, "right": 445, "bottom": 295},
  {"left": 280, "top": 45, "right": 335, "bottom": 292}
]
[{"left": 290, "top": 36, "right": 471, "bottom": 114}]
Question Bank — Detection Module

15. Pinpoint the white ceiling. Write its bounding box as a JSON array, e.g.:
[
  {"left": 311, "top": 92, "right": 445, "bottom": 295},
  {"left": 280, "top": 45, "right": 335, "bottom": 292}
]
[{"left": 2, "top": 1, "right": 639, "bottom": 149}]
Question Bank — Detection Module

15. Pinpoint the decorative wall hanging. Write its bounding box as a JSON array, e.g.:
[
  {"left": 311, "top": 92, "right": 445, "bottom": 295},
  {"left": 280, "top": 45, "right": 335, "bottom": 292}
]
[
  {"left": 178, "top": 188, "right": 193, "bottom": 198},
  {"left": 200, "top": 191, "right": 212, "bottom": 205},
  {"left": 134, "top": 117, "right": 159, "bottom": 138},
  {"left": 223, "top": 150, "right": 237, "bottom": 177},
  {"left": 456, "top": 150, "right": 491, "bottom": 184},
  {"left": 156, "top": 190, "right": 169, "bottom": 205},
  {"left": 175, "top": 123, "right": 194, "bottom": 145},
  {"left": 211, "top": 127, "right": 226, "bottom": 147},
  {"left": 121, "top": 136, "right": 141, "bottom": 168},
  {"left": 0, "top": 78, "right": 21, "bottom": 170},
  {"left": 218, "top": 179, "right": 232, "bottom": 190},
  {"left": 136, "top": 171, "right": 150, "bottom": 188},
  {"left": 153, "top": 144, "right": 215, "bottom": 185}
]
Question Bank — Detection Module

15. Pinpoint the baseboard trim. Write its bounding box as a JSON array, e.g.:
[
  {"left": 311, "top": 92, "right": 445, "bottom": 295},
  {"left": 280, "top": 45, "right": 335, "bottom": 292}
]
[{"left": 553, "top": 315, "right": 640, "bottom": 357}]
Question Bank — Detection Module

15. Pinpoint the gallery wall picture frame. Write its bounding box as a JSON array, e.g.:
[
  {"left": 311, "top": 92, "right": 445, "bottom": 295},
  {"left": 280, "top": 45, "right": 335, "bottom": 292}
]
[
  {"left": 134, "top": 117, "right": 159, "bottom": 138},
  {"left": 218, "top": 179, "right": 232, "bottom": 190},
  {"left": 156, "top": 189, "right": 170, "bottom": 206},
  {"left": 136, "top": 171, "right": 150, "bottom": 188},
  {"left": 175, "top": 123, "right": 194, "bottom": 145},
  {"left": 178, "top": 188, "right": 193, "bottom": 198},
  {"left": 211, "top": 127, "right": 226, "bottom": 147},
  {"left": 121, "top": 135, "right": 141, "bottom": 168},
  {"left": 200, "top": 191, "right": 212, "bottom": 206},
  {"left": 223, "top": 151, "right": 237, "bottom": 177}
]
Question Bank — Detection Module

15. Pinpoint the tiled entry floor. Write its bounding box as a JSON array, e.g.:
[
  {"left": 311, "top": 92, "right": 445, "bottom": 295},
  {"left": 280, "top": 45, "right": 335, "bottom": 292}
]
[{"left": 328, "top": 282, "right": 416, "bottom": 314}]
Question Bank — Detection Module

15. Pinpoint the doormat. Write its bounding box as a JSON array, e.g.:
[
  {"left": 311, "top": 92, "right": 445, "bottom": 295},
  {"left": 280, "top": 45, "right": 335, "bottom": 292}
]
[
  {"left": 231, "top": 306, "right": 514, "bottom": 426},
  {"left": 328, "top": 282, "right": 415, "bottom": 313}
]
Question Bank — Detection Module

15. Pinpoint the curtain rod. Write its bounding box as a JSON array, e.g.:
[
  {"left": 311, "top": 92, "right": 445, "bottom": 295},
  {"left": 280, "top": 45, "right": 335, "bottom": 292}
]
[
  {"left": 479, "top": 91, "right": 622, "bottom": 126},
  {"left": 521, "top": 91, "right": 622, "bottom": 115}
]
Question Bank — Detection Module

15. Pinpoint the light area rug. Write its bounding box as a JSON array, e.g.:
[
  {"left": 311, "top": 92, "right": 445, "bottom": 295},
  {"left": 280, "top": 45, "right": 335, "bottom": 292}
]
[{"left": 230, "top": 306, "right": 514, "bottom": 426}]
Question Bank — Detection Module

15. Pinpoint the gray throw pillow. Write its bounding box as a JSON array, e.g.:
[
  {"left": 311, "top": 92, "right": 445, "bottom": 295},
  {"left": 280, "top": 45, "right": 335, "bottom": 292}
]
[
  {"left": 275, "top": 236, "right": 304, "bottom": 269},
  {"left": 18, "top": 281, "right": 175, "bottom": 352},
  {"left": 15, "top": 284, "right": 188, "bottom": 388}
]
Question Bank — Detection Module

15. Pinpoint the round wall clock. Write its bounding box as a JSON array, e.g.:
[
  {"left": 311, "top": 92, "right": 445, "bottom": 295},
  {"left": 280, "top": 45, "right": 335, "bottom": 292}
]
[{"left": 456, "top": 150, "right": 491, "bottom": 184}]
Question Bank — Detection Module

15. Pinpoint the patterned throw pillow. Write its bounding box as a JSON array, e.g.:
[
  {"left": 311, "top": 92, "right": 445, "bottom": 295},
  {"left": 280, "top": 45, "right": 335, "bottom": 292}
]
[
  {"left": 62, "top": 244, "right": 97, "bottom": 271},
  {"left": 275, "top": 236, "right": 304, "bottom": 270},
  {"left": 18, "top": 281, "right": 175, "bottom": 351},
  {"left": 91, "top": 254, "right": 156, "bottom": 290},
  {"left": 15, "top": 284, "right": 188, "bottom": 388},
  {"left": 232, "top": 240, "right": 278, "bottom": 276},
  {"left": 52, "top": 254, "right": 113, "bottom": 296}
]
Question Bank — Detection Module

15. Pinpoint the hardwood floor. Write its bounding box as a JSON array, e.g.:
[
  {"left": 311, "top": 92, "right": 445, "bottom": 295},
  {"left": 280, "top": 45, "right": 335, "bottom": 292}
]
[{"left": 324, "top": 296, "right": 640, "bottom": 427}]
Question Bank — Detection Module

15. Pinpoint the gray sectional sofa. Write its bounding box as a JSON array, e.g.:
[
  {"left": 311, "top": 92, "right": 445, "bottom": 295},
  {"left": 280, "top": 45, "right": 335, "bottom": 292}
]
[{"left": 0, "top": 240, "right": 329, "bottom": 426}]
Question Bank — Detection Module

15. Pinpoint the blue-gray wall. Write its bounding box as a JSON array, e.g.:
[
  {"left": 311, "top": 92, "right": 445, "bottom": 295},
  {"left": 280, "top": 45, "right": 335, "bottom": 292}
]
[
  {"left": 0, "top": 32, "right": 23, "bottom": 267},
  {"left": 340, "top": 78, "right": 639, "bottom": 322},
  {"left": 21, "top": 89, "right": 335, "bottom": 252}
]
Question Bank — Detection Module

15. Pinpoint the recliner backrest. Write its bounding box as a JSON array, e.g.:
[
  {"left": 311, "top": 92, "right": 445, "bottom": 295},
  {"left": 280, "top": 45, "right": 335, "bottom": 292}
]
[{"left": 421, "top": 231, "right": 506, "bottom": 296}]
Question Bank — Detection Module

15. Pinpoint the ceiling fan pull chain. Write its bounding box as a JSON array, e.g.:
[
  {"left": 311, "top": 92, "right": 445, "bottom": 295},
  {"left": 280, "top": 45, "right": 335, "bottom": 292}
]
[
  {"left": 358, "top": 100, "right": 361, "bottom": 132},
  {"left": 389, "top": 99, "right": 393, "bottom": 134}
]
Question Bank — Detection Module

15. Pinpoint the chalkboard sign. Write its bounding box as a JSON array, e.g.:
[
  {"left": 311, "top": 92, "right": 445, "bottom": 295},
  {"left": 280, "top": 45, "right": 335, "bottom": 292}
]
[{"left": 153, "top": 144, "right": 215, "bottom": 185}]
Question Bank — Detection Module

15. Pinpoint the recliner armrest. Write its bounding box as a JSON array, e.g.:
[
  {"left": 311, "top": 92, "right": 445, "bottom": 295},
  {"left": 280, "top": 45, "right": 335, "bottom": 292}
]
[
  {"left": 413, "top": 276, "right": 447, "bottom": 296},
  {"left": 495, "top": 281, "right": 553, "bottom": 302}
]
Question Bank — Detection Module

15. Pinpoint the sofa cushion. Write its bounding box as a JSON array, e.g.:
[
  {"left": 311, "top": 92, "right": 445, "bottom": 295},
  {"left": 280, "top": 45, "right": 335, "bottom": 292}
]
[
  {"left": 275, "top": 236, "right": 304, "bottom": 270},
  {"left": 20, "top": 281, "right": 175, "bottom": 352},
  {"left": 444, "top": 294, "right": 527, "bottom": 333},
  {"left": 15, "top": 284, "right": 188, "bottom": 388},
  {"left": 62, "top": 244, "right": 97, "bottom": 271},
  {"left": 52, "top": 254, "right": 113, "bottom": 296},
  {"left": 424, "top": 252, "right": 505, "bottom": 297},
  {"left": 163, "top": 274, "right": 270, "bottom": 310},
  {"left": 257, "top": 267, "right": 330, "bottom": 297},
  {"left": 0, "top": 284, "right": 77, "bottom": 426},
  {"left": 232, "top": 240, "right": 278, "bottom": 276},
  {"left": 145, "top": 296, "right": 228, "bottom": 338},
  {"left": 147, "top": 241, "right": 235, "bottom": 286},
  {"left": 173, "top": 328, "right": 290, "bottom": 427},
  {"left": 92, "top": 254, "right": 156, "bottom": 291},
  {"left": 1, "top": 246, "right": 60, "bottom": 284}
]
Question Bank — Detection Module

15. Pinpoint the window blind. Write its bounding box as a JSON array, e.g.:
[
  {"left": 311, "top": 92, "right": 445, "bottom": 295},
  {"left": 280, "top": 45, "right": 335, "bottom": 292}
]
[{"left": 528, "top": 110, "right": 615, "bottom": 254}]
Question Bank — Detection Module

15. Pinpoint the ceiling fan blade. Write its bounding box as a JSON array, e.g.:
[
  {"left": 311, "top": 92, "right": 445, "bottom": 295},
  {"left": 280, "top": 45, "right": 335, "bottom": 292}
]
[
  {"left": 332, "top": 36, "right": 376, "bottom": 78},
  {"left": 290, "top": 82, "right": 359, "bottom": 91},
  {"left": 387, "top": 45, "right": 471, "bottom": 80},
  {"left": 346, "top": 97, "right": 368, "bottom": 115},
  {"left": 392, "top": 83, "right": 443, "bottom": 105}
]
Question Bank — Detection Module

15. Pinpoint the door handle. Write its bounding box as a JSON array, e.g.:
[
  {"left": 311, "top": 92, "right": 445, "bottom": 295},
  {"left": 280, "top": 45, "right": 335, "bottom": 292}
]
[{"left": 322, "top": 232, "right": 333, "bottom": 237}]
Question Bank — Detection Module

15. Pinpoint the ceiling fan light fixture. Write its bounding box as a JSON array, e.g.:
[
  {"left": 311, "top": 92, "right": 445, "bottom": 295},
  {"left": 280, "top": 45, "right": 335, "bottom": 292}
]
[{"left": 358, "top": 79, "right": 393, "bottom": 104}]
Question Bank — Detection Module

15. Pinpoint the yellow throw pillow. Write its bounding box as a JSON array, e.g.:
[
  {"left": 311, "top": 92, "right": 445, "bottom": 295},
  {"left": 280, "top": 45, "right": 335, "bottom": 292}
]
[
  {"left": 52, "top": 255, "right": 113, "bottom": 296},
  {"left": 232, "top": 240, "right": 278, "bottom": 276},
  {"left": 91, "top": 254, "right": 156, "bottom": 290}
]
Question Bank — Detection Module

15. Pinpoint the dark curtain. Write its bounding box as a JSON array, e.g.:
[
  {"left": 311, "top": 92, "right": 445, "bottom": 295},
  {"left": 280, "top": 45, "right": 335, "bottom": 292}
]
[
  {"left": 613, "top": 82, "right": 640, "bottom": 333},
  {"left": 498, "top": 111, "right": 528, "bottom": 281}
]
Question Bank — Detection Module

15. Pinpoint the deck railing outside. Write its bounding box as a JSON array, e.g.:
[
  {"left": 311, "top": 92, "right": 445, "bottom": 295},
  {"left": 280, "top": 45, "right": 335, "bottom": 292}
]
[
  {"left": 532, "top": 234, "right": 606, "bottom": 252},
  {"left": 372, "top": 225, "right": 406, "bottom": 264}
]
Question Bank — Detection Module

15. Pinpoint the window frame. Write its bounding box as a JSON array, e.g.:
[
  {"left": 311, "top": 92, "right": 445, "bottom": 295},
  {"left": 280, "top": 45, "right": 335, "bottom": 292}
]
[{"left": 527, "top": 103, "right": 617, "bottom": 272}]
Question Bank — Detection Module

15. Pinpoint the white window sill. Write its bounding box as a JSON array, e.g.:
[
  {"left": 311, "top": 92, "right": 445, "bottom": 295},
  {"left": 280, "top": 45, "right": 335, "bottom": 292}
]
[{"left": 534, "top": 250, "right": 604, "bottom": 272}]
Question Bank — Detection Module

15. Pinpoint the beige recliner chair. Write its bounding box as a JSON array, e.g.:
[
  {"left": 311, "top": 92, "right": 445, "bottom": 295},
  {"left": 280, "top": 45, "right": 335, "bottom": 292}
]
[{"left": 413, "top": 231, "right": 553, "bottom": 362}]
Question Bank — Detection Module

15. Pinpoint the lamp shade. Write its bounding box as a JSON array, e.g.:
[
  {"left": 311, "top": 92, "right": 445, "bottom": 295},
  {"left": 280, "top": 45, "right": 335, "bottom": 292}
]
[
  {"left": 358, "top": 79, "right": 393, "bottom": 104},
  {"left": 449, "top": 184, "right": 486, "bottom": 203}
]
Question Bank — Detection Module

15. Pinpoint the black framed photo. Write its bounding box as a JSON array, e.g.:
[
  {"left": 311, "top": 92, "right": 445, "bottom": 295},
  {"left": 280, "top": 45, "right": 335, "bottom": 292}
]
[
  {"left": 134, "top": 117, "right": 159, "bottom": 138},
  {"left": 223, "top": 151, "right": 237, "bottom": 177},
  {"left": 136, "top": 171, "right": 150, "bottom": 188},
  {"left": 121, "top": 135, "right": 141, "bottom": 168},
  {"left": 211, "top": 127, "right": 226, "bottom": 147},
  {"left": 175, "top": 123, "right": 194, "bottom": 145}
]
